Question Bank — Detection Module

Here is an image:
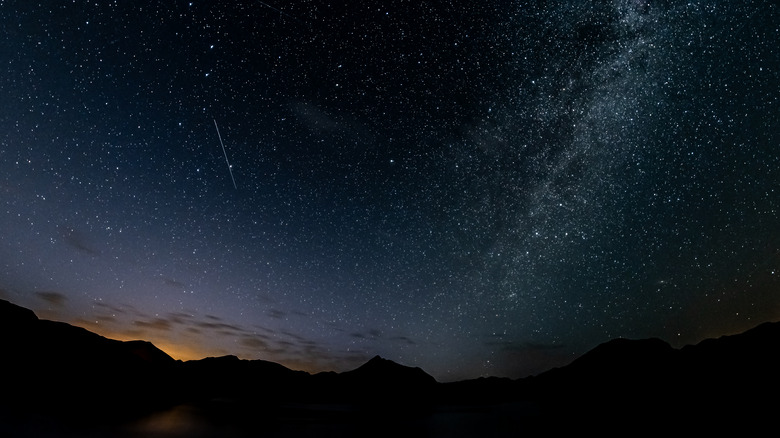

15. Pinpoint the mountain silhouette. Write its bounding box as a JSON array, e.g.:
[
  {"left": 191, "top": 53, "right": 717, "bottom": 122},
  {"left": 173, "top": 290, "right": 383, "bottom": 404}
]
[
  {"left": 1, "top": 298, "right": 779, "bottom": 435},
  {"left": 0, "top": 299, "right": 179, "bottom": 424},
  {"left": 337, "top": 355, "right": 437, "bottom": 406},
  {"left": 343, "top": 354, "right": 436, "bottom": 385},
  {"left": 519, "top": 325, "right": 780, "bottom": 431}
]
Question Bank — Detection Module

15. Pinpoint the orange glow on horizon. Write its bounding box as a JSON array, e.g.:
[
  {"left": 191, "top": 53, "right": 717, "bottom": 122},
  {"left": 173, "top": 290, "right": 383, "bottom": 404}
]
[
  {"left": 50, "top": 310, "right": 326, "bottom": 373},
  {"left": 67, "top": 320, "right": 212, "bottom": 362}
]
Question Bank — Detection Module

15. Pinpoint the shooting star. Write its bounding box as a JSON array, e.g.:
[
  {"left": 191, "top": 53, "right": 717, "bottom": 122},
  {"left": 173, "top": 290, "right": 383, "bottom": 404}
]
[{"left": 214, "top": 119, "right": 237, "bottom": 189}]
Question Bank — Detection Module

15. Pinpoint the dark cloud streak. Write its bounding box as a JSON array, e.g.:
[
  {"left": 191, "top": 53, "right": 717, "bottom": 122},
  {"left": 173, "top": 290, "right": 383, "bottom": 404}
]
[{"left": 35, "top": 291, "right": 68, "bottom": 307}]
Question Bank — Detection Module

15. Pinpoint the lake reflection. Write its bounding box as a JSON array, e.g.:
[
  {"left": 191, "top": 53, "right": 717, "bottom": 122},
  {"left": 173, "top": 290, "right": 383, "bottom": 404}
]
[
  {"left": 124, "top": 404, "right": 217, "bottom": 437},
  {"left": 118, "top": 401, "right": 541, "bottom": 438}
]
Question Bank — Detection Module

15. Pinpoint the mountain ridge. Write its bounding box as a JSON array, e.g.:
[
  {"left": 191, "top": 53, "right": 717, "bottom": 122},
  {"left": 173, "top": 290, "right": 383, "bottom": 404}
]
[{"left": 2, "top": 298, "right": 778, "bottom": 433}]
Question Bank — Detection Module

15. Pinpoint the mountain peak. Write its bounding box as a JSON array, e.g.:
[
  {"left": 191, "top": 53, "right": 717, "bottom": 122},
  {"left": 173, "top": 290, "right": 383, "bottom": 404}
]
[
  {"left": 345, "top": 355, "right": 437, "bottom": 386},
  {"left": 355, "top": 355, "right": 412, "bottom": 372},
  {"left": 366, "top": 355, "right": 391, "bottom": 365}
]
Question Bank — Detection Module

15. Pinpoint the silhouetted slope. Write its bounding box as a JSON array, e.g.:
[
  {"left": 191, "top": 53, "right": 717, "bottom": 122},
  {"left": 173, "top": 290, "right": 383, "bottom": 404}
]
[
  {"left": 522, "top": 326, "right": 780, "bottom": 428},
  {"left": 176, "top": 354, "right": 311, "bottom": 403},
  {"left": 0, "top": 299, "right": 179, "bottom": 420},
  {"left": 680, "top": 321, "right": 780, "bottom": 375},
  {"left": 675, "top": 322, "right": 780, "bottom": 420},
  {"left": 519, "top": 337, "right": 679, "bottom": 426},
  {"left": 0, "top": 297, "right": 38, "bottom": 326},
  {"left": 532, "top": 337, "right": 677, "bottom": 392}
]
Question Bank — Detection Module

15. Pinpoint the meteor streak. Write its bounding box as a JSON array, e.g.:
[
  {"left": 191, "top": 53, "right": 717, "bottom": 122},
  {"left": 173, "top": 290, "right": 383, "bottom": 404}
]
[{"left": 214, "top": 119, "right": 237, "bottom": 189}]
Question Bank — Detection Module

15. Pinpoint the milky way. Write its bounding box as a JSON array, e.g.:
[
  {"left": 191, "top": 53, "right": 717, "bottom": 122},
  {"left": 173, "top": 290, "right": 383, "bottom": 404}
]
[{"left": 1, "top": 0, "right": 778, "bottom": 381}]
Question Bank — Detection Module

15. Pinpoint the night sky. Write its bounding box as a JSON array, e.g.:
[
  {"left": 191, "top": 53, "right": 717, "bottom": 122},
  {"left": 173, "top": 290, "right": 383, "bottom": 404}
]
[{"left": 1, "top": 0, "right": 778, "bottom": 382}]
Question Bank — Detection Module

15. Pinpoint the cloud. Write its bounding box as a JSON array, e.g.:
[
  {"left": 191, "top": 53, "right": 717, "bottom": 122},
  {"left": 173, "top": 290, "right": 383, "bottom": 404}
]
[
  {"left": 350, "top": 329, "right": 383, "bottom": 339},
  {"left": 35, "top": 291, "right": 68, "bottom": 307},
  {"left": 290, "top": 101, "right": 339, "bottom": 132},
  {"left": 133, "top": 318, "right": 173, "bottom": 331},
  {"left": 239, "top": 335, "right": 268, "bottom": 350},
  {"left": 267, "top": 308, "right": 286, "bottom": 319},
  {"left": 196, "top": 320, "right": 243, "bottom": 333},
  {"left": 58, "top": 225, "right": 99, "bottom": 256},
  {"left": 93, "top": 300, "right": 132, "bottom": 314},
  {"left": 95, "top": 314, "right": 116, "bottom": 323},
  {"left": 288, "top": 100, "right": 378, "bottom": 149},
  {"left": 166, "top": 312, "right": 196, "bottom": 325},
  {"left": 280, "top": 329, "right": 307, "bottom": 340},
  {"left": 75, "top": 298, "right": 384, "bottom": 374}
]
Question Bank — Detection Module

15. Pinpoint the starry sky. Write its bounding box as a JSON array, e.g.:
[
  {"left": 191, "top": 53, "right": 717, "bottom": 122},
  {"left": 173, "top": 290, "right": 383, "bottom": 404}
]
[{"left": 1, "top": 0, "right": 778, "bottom": 382}]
